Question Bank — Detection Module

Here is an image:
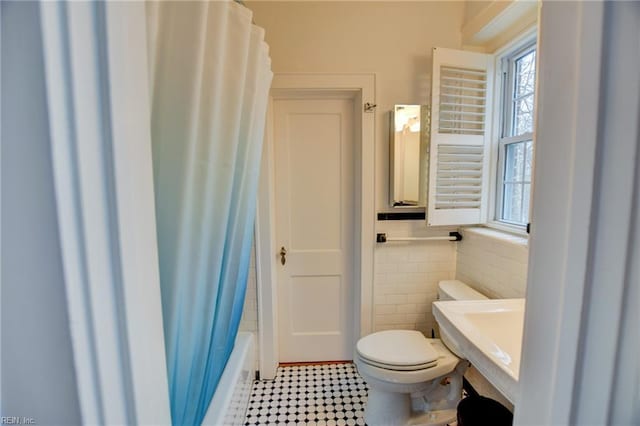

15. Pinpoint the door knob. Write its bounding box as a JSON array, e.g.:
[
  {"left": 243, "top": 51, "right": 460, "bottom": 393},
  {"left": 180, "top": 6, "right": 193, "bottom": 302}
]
[{"left": 280, "top": 246, "right": 287, "bottom": 265}]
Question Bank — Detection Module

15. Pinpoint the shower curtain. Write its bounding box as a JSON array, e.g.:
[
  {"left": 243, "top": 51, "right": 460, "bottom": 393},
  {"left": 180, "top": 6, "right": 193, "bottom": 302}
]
[{"left": 146, "top": 1, "right": 272, "bottom": 424}]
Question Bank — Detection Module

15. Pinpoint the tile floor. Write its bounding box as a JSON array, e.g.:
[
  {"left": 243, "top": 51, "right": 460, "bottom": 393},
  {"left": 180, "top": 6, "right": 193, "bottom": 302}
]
[{"left": 244, "top": 363, "right": 369, "bottom": 425}]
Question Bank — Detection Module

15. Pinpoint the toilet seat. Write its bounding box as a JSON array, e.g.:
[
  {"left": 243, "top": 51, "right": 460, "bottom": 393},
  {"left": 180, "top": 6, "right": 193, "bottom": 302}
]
[
  {"left": 354, "top": 338, "right": 461, "bottom": 386},
  {"left": 357, "top": 356, "right": 437, "bottom": 371},
  {"left": 356, "top": 330, "right": 439, "bottom": 371}
]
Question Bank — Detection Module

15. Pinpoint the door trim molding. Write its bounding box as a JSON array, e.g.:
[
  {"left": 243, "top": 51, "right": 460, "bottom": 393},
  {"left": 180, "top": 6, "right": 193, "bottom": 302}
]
[{"left": 256, "top": 73, "right": 376, "bottom": 379}]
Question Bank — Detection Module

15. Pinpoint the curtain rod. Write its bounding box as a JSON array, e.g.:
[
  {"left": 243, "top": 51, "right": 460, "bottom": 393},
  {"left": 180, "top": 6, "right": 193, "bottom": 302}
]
[{"left": 233, "top": 0, "right": 256, "bottom": 24}]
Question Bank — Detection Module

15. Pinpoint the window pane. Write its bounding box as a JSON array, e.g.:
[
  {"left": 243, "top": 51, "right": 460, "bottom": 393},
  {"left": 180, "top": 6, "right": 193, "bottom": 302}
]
[
  {"left": 515, "top": 50, "right": 536, "bottom": 98},
  {"left": 502, "top": 140, "right": 532, "bottom": 225},
  {"left": 502, "top": 183, "right": 523, "bottom": 223},
  {"left": 504, "top": 142, "right": 525, "bottom": 182},
  {"left": 524, "top": 140, "right": 533, "bottom": 181},
  {"left": 514, "top": 94, "right": 534, "bottom": 135},
  {"left": 508, "top": 48, "right": 536, "bottom": 137}
]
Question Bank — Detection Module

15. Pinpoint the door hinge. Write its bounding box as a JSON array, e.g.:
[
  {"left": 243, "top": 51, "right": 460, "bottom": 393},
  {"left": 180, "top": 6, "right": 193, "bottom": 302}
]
[{"left": 364, "top": 102, "right": 377, "bottom": 113}]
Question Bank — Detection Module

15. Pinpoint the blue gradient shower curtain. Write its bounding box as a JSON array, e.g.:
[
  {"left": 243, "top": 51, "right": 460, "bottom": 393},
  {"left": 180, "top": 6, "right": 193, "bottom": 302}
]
[{"left": 147, "top": 1, "right": 272, "bottom": 424}]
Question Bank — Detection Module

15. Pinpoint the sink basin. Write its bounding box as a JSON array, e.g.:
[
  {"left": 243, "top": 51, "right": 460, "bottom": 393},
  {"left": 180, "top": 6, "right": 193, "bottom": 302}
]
[{"left": 432, "top": 298, "right": 525, "bottom": 403}]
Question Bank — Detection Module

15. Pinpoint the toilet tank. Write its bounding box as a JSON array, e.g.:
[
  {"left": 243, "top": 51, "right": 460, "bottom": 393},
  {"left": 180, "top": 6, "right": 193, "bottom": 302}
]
[{"left": 438, "top": 280, "right": 488, "bottom": 301}]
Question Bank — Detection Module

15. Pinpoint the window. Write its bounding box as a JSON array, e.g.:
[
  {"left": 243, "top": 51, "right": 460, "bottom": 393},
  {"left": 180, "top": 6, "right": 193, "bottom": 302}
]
[
  {"left": 496, "top": 43, "right": 537, "bottom": 227},
  {"left": 427, "top": 44, "right": 538, "bottom": 229}
]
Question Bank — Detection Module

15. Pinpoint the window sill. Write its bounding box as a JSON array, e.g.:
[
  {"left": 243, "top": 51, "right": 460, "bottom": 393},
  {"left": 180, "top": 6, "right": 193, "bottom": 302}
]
[
  {"left": 485, "top": 221, "right": 528, "bottom": 237},
  {"left": 461, "top": 225, "right": 529, "bottom": 247}
]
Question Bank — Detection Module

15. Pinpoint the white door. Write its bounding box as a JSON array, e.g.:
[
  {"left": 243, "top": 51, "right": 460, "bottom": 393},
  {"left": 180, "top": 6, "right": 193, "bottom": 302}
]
[{"left": 274, "top": 97, "right": 355, "bottom": 362}]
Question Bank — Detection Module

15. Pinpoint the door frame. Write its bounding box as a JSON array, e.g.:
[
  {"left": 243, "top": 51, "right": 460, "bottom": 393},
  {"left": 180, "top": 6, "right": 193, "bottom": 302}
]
[
  {"left": 516, "top": 2, "right": 639, "bottom": 424},
  {"left": 255, "top": 74, "right": 376, "bottom": 379}
]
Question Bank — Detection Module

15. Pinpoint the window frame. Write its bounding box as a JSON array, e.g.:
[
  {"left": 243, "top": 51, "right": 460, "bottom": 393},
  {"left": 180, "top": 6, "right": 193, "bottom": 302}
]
[{"left": 487, "top": 29, "right": 538, "bottom": 235}]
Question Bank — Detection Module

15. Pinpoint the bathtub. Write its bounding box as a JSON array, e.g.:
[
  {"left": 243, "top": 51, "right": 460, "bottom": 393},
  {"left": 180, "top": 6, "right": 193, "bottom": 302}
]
[{"left": 202, "top": 332, "right": 256, "bottom": 426}]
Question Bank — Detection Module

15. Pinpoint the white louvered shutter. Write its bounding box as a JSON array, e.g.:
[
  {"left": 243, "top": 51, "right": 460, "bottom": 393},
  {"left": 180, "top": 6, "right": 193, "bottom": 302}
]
[{"left": 427, "top": 47, "right": 493, "bottom": 226}]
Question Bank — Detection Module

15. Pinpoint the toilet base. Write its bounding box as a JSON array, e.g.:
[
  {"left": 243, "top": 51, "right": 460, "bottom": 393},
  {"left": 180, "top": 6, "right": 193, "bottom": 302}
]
[
  {"left": 408, "top": 408, "right": 457, "bottom": 426},
  {"left": 364, "top": 388, "right": 457, "bottom": 426},
  {"left": 365, "top": 388, "right": 412, "bottom": 425}
]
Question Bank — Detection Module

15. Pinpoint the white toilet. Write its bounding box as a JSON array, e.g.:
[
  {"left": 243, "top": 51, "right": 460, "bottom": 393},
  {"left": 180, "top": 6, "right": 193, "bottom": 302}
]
[{"left": 355, "top": 280, "right": 488, "bottom": 426}]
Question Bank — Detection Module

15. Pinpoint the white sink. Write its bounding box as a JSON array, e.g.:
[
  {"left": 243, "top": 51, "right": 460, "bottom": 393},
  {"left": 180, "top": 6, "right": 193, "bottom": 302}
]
[{"left": 432, "top": 298, "right": 525, "bottom": 403}]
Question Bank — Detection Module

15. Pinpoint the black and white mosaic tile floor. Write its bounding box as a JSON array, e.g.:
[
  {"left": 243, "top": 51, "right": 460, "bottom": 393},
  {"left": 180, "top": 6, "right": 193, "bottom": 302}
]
[{"left": 244, "top": 363, "right": 369, "bottom": 425}]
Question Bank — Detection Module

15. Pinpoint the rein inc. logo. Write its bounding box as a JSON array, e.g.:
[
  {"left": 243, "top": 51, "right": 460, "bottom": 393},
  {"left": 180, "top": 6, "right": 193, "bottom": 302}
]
[{"left": 1, "top": 418, "right": 35, "bottom": 425}]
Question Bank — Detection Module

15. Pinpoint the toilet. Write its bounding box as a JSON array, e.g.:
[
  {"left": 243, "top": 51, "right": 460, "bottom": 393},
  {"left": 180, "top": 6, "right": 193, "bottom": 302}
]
[{"left": 354, "top": 280, "right": 488, "bottom": 426}]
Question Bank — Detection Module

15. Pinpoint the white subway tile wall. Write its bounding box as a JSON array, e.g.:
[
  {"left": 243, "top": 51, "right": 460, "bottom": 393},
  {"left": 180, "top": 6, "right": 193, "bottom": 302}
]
[
  {"left": 454, "top": 227, "right": 528, "bottom": 406},
  {"left": 240, "top": 244, "right": 259, "bottom": 368},
  {"left": 455, "top": 227, "right": 528, "bottom": 299},
  {"left": 239, "top": 259, "right": 258, "bottom": 333},
  {"left": 373, "top": 221, "right": 457, "bottom": 335}
]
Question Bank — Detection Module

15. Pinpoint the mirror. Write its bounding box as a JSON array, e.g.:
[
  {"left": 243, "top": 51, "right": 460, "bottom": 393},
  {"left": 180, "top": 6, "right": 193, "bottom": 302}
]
[{"left": 389, "top": 105, "right": 430, "bottom": 208}]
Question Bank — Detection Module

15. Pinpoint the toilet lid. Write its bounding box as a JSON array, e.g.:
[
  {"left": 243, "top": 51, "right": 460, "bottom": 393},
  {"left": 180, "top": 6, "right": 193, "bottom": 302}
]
[{"left": 356, "top": 330, "right": 439, "bottom": 368}]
